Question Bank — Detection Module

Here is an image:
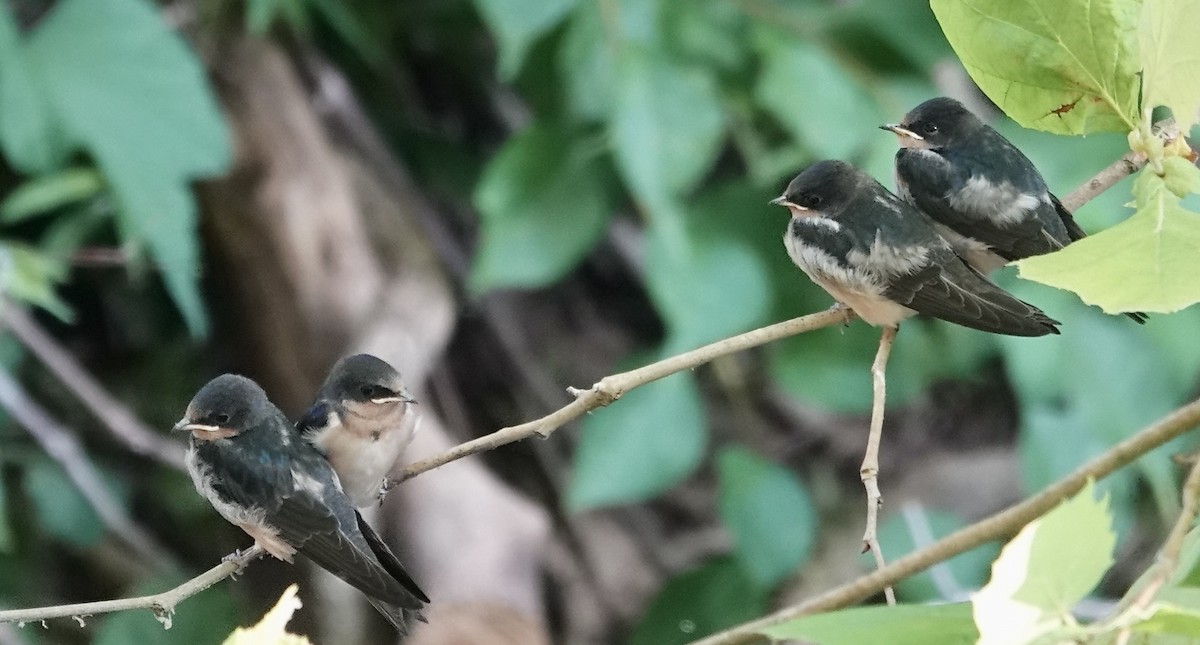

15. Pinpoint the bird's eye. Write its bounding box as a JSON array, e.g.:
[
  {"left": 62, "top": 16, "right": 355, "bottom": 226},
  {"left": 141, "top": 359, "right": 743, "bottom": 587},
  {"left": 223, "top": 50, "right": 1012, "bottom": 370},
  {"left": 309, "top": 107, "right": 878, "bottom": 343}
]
[
  {"left": 801, "top": 194, "right": 824, "bottom": 209},
  {"left": 361, "top": 384, "right": 394, "bottom": 400},
  {"left": 214, "top": 413, "right": 230, "bottom": 425},
  {"left": 922, "top": 122, "right": 939, "bottom": 135}
]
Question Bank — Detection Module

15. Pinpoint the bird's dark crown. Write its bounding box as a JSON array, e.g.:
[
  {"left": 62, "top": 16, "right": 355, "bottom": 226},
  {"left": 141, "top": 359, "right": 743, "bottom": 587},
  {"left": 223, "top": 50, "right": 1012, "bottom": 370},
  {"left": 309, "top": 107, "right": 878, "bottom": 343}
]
[
  {"left": 184, "top": 374, "right": 273, "bottom": 432},
  {"left": 780, "top": 160, "right": 870, "bottom": 216},
  {"left": 321, "top": 354, "right": 405, "bottom": 403},
  {"left": 900, "top": 97, "right": 983, "bottom": 147}
]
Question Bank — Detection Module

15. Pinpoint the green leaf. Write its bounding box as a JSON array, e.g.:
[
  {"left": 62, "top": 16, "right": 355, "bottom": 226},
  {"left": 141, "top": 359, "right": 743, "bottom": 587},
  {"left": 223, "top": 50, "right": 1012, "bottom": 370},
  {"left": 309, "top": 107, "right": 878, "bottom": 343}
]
[
  {"left": 0, "top": 242, "right": 72, "bottom": 321},
  {"left": 643, "top": 229, "right": 772, "bottom": 348},
  {"left": 0, "top": 167, "right": 104, "bottom": 223},
  {"left": 471, "top": 122, "right": 613, "bottom": 290},
  {"left": 972, "top": 481, "right": 1115, "bottom": 645},
  {"left": 94, "top": 578, "right": 238, "bottom": 644},
  {"left": 25, "top": 0, "right": 231, "bottom": 336},
  {"left": 567, "top": 371, "right": 706, "bottom": 510},
  {"left": 0, "top": 6, "right": 67, "bottom": 172},
  {"left": 762, "top": 602, "right": 977, "bottom": 644},
  {"left": 630, "top": 557, "right": 769, "bottom": 645},
  {"left": 245, "top": 0, "right": 285, "bottom": 34},
  {"left": 472, "top": 0, "right": 578, "bottom": 79},
  {"left": 24, "top": 459, "right": 105, "bottom": 548},
  {"left": 662, "top": 0, "right": 748, "bottom": 73},
  {"left": 716, "top": 446, "right": 817, "bottom": 588},
  {"left": 878, "top": 509, "right": 1000, "bottom": 602},
  {"left": 930, "top": 0, "right": 1140, "bottom": 134},
  {"left": 1016, "top": 165, "right": 1200, "bottom": 314},
  {"left": 1139, "top": 0, "right": 1200, "bottom": 131},
  {"left": 1131, "top": 602, "right": 1200, "bottom": 638},
  {"left": 755, "top": 30, "right": 884, "bottom": 159},
  {"left": 558, "top": 2, "right": 615, "bottom": 122},
  {"left": 610, "top": 48, "right": 725, "bottom": 205}
]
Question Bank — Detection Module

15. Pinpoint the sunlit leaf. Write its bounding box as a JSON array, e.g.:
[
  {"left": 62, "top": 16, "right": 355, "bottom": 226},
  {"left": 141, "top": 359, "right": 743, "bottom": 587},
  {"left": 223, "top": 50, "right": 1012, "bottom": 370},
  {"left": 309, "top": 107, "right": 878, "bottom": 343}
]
[
  {"left": 471, "top": 122, "right": 613, "bottom": 290},
  {"left": 567, "top": 371, "right": 706, "bottom": 510},
  {"left": 223, "top": 584, "right": 309, "bottom": 645},
  {"left": 930, "top": 0, "right": 1140, "bottom": 134},
  {"left": 630, "top": 557, "right": 768, "bottom": 645},
  {"left": 762, "top": 602, "right": 977, "bottom": 644},
  {"left": 24, "top": 0, "right": 231, "bottom": 336},
  {"left": 1016, "top": 164, "right": 1200, "bottom": 314},
  {"left": 1131, "top": 602, "right": 1200, "bottom": 638},
  {"left": 1139, "top": 0, "right": 1200, "bottom": 131},
  {"left": 716, "top": 446, "right": 817, "bottom": 587},
  {"left": 972, "top": 481, "right": 1114, "bottom": 645}
]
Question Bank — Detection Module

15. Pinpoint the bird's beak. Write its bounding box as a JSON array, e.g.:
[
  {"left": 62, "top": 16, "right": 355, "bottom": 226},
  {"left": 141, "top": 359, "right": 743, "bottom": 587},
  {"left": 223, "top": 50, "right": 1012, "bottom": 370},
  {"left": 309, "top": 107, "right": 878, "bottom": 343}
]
[
  {"left": 771, "top": 196, "right": 806, "bottom": 211},
  {"left": 173, "top": 418, "right": 222, "bottom": 434},
  {"left": 769, "top": 196, "right": 787, "bottom": 206},
  {"left": 880, "top": 123, "right": 922, "bottom": 141},
  {"left": 172, "top": 418, "right": 192, "bottom": 433}
]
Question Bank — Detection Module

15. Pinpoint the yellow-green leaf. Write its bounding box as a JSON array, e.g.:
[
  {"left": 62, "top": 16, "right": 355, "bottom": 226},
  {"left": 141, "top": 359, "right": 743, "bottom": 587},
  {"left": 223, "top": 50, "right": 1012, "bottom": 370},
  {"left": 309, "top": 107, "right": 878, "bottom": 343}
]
[
  {"left": 1016, "top": 165, "right": 1200, "bottom": 314},
  {"left": 930, "top": 0, "right": 1140, "bottom": 134},
  {"left": 1139, "top": 0, "right": 1200, "bottom": 131}
]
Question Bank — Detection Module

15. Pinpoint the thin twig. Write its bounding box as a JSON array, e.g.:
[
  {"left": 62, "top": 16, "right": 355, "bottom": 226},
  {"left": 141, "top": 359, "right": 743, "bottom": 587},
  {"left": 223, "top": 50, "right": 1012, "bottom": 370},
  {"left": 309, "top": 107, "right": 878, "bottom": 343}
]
[
  {"left": 392, "top": 306, "right": 853, "bottom": 484},
  {"left": 0, "top": 546, "right": 264, "bottom": 626},
  {"left": 1112, "top": 453, "right": 1200, "bottom": 644},
  {"left": 0, "top": 369, "right": 176, "bottom": 570},
  {"left": 690, "top": 396, "right": 1200, "bottom": 645},
  {"left": 861, "top": 325, "right": 897, "bottom": 605},
  {"left": 1060, "top": 151, "right": 1147, "bottom": 213},
  {"left": 0, "top": 305, "right": 186, "bottom": 471}
]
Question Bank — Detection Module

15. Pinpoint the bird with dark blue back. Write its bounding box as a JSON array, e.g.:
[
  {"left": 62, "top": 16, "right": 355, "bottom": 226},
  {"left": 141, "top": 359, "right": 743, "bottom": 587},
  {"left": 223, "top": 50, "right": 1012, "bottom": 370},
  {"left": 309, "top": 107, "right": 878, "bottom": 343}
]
[
  {"left": 882, "top": 96, "right": 1145, "bottom": 323},
  {"left": 177, "top": 374, "right": 429, "bottom": 633},
  {"left": 772, "top": 160, "right": 1061, "bottom": 337}
]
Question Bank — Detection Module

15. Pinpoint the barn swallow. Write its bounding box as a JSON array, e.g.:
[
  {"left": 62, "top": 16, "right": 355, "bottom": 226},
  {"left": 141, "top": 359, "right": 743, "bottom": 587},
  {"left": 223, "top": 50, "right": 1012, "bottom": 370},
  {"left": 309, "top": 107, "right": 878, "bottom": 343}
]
[
  {"left": 296, "top": 354, "right": 419, "bottom": 508},
  {"left": 771, "top": 160, "right": 1060, "bottom": 336},
  {"left": 177, "top": 374, "right": 429, "bottom": 633},
  {"left": 881, "top": 97, "right": 1146, "bottom": 323}
]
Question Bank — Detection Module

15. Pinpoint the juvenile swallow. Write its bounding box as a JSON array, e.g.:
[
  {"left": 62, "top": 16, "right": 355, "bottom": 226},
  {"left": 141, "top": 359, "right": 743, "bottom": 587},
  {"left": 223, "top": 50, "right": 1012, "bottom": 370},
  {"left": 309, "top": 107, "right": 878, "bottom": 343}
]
[
  {"left": 771, "top": 160, "right": 1060, "bottom": 337},
  {"left": 177, "top": 374, "right": 429, "bottom": 633},
  {"left": 296, "top": 354, "right": 418, "bottom": 508},
  {"left": 881, "top": 97, "right": 1145, "bottom": 322}
]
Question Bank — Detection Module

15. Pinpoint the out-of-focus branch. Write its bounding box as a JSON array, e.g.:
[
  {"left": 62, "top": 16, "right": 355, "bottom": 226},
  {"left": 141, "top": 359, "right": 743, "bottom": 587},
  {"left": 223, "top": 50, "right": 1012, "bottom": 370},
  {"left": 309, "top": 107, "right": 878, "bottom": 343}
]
[
  {"left": 394, "top": 306, "right": 854, "bottom": 483},
  {"left": 0, "top": 368, "right": 175, "bottom": 569},
  {"left": 0, "top": 546, "right": 263, "bottom": 627},
  {"left": 0, "top": 305, "right": 186, "bottom": 471},
  {"left": 691, "top": 396, "right": 1200, "bottom": 645}
]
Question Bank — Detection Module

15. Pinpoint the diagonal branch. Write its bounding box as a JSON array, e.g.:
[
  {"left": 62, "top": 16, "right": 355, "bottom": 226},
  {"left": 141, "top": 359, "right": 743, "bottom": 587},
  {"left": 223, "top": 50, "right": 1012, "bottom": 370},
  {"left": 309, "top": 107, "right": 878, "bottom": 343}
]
[
  {"left": 1060, "top": 151, "right": 1147, "bottom": 213},
  {"left": 393, "top": 306, "right": 853, "bottom": 483},
  {"left": 0, "top": 368, "right": 176, "bottom": 570},
  {"left": 0, "top": 305, "right": 186, "bottom": 471},
  {"left": 690, "top": 395, "right": 1200, "bottom": 645}
]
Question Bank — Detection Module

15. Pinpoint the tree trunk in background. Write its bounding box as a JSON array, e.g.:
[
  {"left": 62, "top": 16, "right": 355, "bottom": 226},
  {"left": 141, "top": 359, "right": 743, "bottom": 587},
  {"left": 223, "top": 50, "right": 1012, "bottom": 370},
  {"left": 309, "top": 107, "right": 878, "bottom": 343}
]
[{"left": 197, "top": 35, "right": 550, "bottom": 645}]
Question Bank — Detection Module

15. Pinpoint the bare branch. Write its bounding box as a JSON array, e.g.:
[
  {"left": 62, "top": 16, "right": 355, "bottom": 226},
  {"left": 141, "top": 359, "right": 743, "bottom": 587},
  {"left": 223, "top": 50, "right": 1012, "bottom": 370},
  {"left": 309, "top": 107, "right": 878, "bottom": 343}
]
[
  {"left": 1060, "top": 151, "right": 1147, "bottom": 213},
  {"left": 690, "top": 395, "right": 1200, "bottom": 645},
  {"left": 0, "top": 305, "right": 185, "bottom": 471},
  {"left": 394, "top": 306, "right": 853, "bottom": 483},
  {"left": 0, "top": 368, "right": 176, "bottom": 569},
  {"left": 861, "top": 325, "right": 896, "bottom": 605},
  {"left": 0, "top": 546, "right": 264, "bottom": 626}
]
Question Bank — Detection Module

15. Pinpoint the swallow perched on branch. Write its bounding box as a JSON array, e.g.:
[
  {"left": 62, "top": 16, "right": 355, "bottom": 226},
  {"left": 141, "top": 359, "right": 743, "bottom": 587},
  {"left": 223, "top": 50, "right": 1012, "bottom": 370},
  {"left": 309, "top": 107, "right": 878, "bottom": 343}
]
[
  {"left": 297, "top": 354, "right": 418, "bottom": 508},
  {"left": 882, "top": 96, "right": 1145, "bottom": 323},
  {"left": 178, "top": 374, "right": 429, "bottom": 632},
  {"left": 771, "top": 159, "right": 1060, "bottom": 337}
]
